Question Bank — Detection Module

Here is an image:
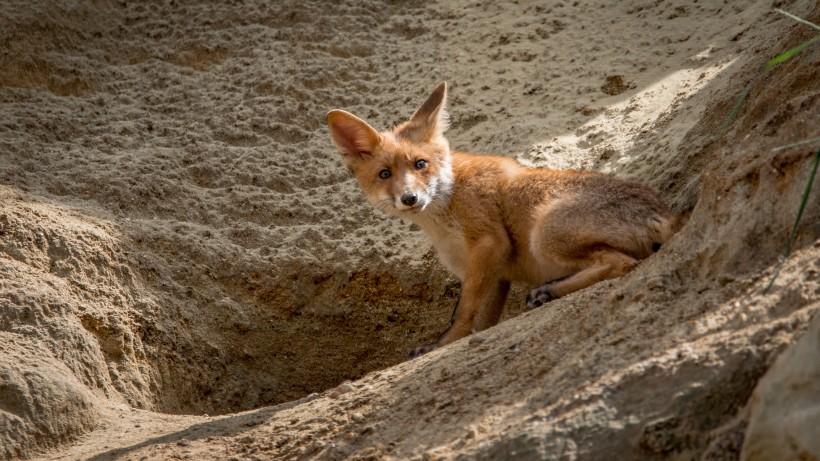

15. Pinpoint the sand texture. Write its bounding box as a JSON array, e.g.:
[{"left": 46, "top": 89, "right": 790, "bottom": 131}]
[{"left": 1, "top": 0, "right": 819, "bottom": 460}]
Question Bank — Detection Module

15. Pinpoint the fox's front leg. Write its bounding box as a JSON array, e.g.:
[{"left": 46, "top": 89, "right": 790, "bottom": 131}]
[{"left": 410, "top": 236, "right": 510, "bottom": 357}]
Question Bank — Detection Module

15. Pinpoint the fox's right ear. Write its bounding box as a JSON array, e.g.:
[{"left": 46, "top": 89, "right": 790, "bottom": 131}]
[
  {"left": 399, "top": 82, "right": 450, "bottom": 144},
  {"left": 327, "top": 110, "right": 380, "bottom": 164}
]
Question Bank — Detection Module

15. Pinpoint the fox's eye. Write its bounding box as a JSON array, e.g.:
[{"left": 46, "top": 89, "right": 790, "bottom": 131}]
[
  {"left": 414, "top": 159, "right": 428, "bottom": 170},
  {"left": 379, "top": 169, "right": 391, "bottom": 179}
]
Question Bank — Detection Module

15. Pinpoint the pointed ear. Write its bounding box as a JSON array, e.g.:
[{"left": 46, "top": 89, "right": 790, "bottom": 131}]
[
  {"left": 398, "top": 82, "right": 450, "bottom": 144},
  {"left": 327, "top": 110, "right": 380, "bottom": 164}
]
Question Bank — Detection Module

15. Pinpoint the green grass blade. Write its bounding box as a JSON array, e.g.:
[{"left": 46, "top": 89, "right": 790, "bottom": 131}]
[
  {"left": 718, "top": 75, "right": 760, "bottom": 136},
  {"left": 763, "top": 35, "right": 820, "bottom": 69},
  {"left": 764, "top": 148, "right": 820, "bottom": 293},
  {"left": 784, "top": 149, "right": 820, "bottom": 254}
]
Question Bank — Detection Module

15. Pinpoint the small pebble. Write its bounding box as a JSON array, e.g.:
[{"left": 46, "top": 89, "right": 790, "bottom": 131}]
[
  {"left": 646, "top": 277, "right": 665, "bottom": 289},
  {"left": 469, "top": 334, "right": 487, "bottom": 345},
  {"left": 329, "top": 383, "right": 355, "bottom": 399}
]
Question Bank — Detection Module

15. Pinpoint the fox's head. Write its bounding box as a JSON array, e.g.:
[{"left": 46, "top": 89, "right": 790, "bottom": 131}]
[{"left": 327, "top": 82, "right": 454, "bottom": 217}]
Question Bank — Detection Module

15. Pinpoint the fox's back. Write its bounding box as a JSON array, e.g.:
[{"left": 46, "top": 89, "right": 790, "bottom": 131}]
[
  {"left": 444, "top": 154, "right": 674, "bottom": 283},
  {"left": 446, "top": 152, "right": 670, "bottom": 234}
]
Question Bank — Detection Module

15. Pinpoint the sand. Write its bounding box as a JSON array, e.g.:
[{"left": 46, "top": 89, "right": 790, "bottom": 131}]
[{"left": 1, "top": 0, "right": 818, "bottom": 459}]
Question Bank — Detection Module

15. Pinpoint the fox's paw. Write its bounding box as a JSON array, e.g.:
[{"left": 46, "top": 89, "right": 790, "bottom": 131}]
[
  {"left": 526, "top": 284, "right": 557, "bottom": 309},
  {"left": 408, "top": 343, "right": 436, "bottom": 359}
]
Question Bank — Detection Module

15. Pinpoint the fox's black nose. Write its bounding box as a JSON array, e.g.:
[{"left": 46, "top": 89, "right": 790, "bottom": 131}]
[{"left": 401, "top": 192, "right": 418, "bottom": 206}]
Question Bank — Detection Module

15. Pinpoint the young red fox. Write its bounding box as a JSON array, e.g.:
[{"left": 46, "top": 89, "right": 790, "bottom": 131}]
[{"left": 327, "top": 82, "right": 681, "bottom": 356}]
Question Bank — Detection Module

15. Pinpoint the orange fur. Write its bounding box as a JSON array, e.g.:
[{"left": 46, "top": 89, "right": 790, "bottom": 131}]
[{"left": 327, "top": 82, "right": 681, "bottom": 356}]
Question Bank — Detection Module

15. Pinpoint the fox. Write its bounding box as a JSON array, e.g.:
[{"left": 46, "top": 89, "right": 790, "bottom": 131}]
[{"left": 327, "top": 82, "right": 682, "bottom": 357}]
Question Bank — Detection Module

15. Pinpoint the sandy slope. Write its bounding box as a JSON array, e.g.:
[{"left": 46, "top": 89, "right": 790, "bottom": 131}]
[{"left": 1, "top": 0, "right": 818, "bottom": 460}]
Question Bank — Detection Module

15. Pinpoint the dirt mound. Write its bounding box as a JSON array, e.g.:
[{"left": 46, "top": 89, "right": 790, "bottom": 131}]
[{"left": 0, "top": 0, "right": 818, "bottom": 460}]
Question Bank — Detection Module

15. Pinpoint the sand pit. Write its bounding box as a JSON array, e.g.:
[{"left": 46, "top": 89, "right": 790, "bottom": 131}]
[{"left": 1, "top": 0, "right": 818, "bottom": 460}]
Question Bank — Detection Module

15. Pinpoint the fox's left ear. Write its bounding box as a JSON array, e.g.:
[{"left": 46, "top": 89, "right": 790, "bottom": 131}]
[{"left": 398, "top": 82, "right": 450, "bottom": 144}]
